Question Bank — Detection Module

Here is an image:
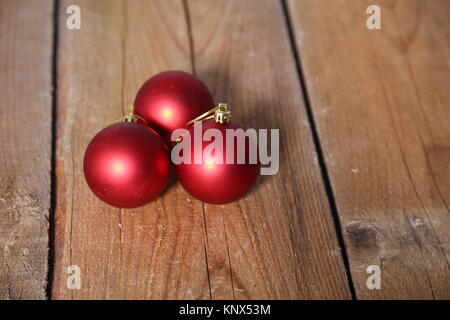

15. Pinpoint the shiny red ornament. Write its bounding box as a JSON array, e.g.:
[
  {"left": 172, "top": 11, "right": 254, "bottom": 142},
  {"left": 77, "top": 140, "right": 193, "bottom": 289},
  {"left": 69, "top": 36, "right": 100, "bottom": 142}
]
[
  {"left": 134, "top": 70, "right": 214, "bottom": 145},
  {"left": 84, "top": 122, "right": 170, "bottom": 208},
  {"left": 176, "top": 120, "right": 260, "bottom": 204}
]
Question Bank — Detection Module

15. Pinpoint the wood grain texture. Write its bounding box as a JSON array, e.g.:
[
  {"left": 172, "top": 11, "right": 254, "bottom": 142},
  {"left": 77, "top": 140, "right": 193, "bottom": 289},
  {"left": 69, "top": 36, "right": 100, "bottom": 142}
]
[
  {"left": 189, "top": 0, "right": 351, "bottom": 299},
  {"left": 288, "top": 0, "right": 450, "bottom": 299},
  {"left": 0, "top": 0, "right": 53, "bottom": 299},
  {"left": 52, "top": 0, "right": 211, "bottom": 299}
]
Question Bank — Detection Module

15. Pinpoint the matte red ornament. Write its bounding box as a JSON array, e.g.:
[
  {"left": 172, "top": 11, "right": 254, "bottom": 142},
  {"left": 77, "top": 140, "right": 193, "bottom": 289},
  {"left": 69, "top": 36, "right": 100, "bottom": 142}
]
[
  {"left": 84, "top": 122, "right": 170, "bottom": 208},
  {"left": 176, "top": 119, "right": 260, "bottom": 204},
  {"left": 134, "top": 70, "right": 214, "bottom": 145}
]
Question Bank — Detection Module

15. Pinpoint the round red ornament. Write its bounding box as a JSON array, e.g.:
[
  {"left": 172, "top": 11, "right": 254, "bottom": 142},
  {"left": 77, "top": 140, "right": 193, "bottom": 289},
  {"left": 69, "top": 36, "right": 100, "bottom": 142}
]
[
  {"left": 84, "top": 122, "right": 170, "bottom": 208},
  {"left": 175, "top": 105, "right": 260, "bottom": 204},
  {"left": 134, "top": 70, "right": 214, "bottom": 145}
]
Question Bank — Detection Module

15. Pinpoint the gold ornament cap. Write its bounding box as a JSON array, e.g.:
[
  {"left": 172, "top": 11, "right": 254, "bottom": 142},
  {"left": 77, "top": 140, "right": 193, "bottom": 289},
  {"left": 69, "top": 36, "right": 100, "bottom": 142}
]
[{"left": 186, "top": 103, "right": 231, "bottom": 127}]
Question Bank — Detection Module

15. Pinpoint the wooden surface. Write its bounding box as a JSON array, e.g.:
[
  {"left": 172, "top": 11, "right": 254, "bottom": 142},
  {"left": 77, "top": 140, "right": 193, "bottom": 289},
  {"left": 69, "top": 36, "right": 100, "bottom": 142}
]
[
  {"left": 0, "top": 0, "right": 53, "bottom": 299},
  {"left": 0, "top": 0, "right": 449, "bottom": 300},
  {"left": 53, "top": 0, "right": 211, "bottom": 300},
  {"left": 288, "top": 0, "right": 450, "bottom": 299}
]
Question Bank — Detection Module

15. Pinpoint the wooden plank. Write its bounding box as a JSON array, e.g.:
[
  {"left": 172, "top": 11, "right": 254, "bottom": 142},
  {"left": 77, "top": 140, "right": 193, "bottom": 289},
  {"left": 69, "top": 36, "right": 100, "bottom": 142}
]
[
  {"left": 288, "top": 0, "right": 450, "bottom": 299},
  {"left": 0, "top": 0, "right": 53, "bottom": 299},
  {"left": 53, "top": 0, "right": 209, "bottom": 299},
  {"left": 188, "top": 0, "right": 351, "bottom": 299},
  {"left": 119, "top": 0, "right": 209, "bottom": 300}
]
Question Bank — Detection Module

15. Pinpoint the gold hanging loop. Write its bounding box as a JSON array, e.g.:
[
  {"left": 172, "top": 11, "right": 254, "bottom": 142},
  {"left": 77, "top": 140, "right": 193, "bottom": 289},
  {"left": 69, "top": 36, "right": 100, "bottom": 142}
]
[
  {"left": 103, "top": 105, "right": 148, "bottom": 128},
  {"left": 186, "top": 103, "right": 231, "bottom": 128}
]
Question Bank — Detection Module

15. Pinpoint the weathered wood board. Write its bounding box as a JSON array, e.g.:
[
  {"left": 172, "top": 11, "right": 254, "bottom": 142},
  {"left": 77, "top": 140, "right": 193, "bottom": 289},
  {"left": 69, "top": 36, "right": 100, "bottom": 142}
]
[
  {"left": 288, "top": 0, "right": 450, "bottom": 299},
  {"left": 52, "top": 0, "right": 211, "bottom": 299},
  {"left": 0, "top": 0, "right": 53, "bottom": 299}
]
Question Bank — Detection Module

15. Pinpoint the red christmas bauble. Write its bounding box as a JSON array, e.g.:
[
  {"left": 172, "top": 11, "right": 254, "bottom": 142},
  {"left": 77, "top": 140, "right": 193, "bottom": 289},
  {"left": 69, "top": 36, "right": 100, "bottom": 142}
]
[
  {"left": 175, "top": 120, "right": 260, "bottom": 204},
  {"left": 84, "top": 122, "right": 170, "bottom": 208},
  {"left": 134, "top": 70, "right": 214, "bottom": 145}
]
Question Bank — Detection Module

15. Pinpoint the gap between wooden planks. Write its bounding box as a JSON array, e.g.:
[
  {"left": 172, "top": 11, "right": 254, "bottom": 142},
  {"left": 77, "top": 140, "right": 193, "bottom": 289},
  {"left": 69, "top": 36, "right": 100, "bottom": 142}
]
[
  {"left": 51, "top": 0, "right": 351, "bottom": 299},
  {"left": 287, "top": 0, "right": 450, "bottom": 299}
]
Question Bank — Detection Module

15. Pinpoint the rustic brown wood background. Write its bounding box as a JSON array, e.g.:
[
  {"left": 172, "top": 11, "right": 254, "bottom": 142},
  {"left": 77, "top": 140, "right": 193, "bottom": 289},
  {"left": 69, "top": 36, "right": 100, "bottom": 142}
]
[{"left": 0, "top": 0, "right": 449, "bottom": 300}]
